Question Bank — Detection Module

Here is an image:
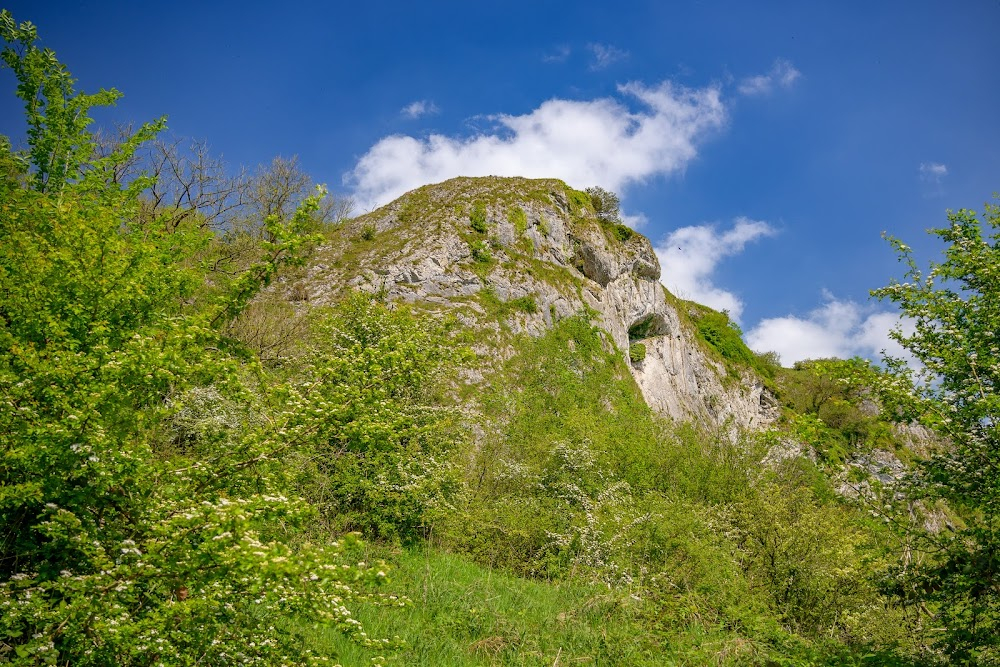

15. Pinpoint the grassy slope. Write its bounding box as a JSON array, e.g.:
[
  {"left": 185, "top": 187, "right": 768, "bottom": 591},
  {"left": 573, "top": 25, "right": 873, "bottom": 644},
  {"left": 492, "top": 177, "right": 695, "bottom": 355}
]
[
  {"left": 252, "top": 178, "right": 927, "bottom": 665},
  {"left": 297, "top": 310, "right": 920, "bottom": 666}
]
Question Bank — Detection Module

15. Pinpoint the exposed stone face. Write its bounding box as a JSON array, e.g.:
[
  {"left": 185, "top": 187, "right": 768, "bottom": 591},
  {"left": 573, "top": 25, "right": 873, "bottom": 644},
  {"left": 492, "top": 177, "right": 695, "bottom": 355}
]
[{"left": 299, "top": 176, "right": 777, "bottom": 429}]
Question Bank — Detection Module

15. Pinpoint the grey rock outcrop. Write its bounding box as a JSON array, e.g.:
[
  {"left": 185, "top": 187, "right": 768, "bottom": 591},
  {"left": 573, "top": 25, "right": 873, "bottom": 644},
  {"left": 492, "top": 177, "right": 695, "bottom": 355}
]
[{"left": 298, "top": 176, "right": 777, "bottom": 428}]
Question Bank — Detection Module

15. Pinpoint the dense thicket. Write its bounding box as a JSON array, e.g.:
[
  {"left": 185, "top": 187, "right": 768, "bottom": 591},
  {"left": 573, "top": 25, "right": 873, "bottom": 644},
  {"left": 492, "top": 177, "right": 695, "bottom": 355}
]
[{"left": 0, "top": 13, "right": 441, "bottom": 664}]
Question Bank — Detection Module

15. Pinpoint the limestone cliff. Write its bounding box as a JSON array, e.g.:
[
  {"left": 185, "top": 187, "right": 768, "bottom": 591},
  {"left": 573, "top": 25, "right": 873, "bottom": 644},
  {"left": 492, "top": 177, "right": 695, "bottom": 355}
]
[{"left": 294, "top": 176, "right": 777, "bottom": 429}]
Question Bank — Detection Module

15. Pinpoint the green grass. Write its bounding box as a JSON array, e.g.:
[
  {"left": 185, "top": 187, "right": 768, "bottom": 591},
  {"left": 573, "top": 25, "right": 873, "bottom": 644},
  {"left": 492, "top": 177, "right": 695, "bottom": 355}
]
[
  {"left": 290, "top": 307, "right": 924, "bottom": 667},
  {"left": 667, "top": 297, "right": 778, "bottom": 388},
  {"left": 306, "top": 547, "right": 660, "bottom": 666},
  {"left": 479, "top": 287, "right": 537, "bottom": 321}
]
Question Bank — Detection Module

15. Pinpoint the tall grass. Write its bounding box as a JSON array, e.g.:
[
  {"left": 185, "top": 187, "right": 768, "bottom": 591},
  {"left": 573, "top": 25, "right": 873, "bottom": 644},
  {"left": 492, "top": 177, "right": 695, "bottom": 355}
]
[{"left": 307, "top": 547, "right": 659, "bottom": 666}]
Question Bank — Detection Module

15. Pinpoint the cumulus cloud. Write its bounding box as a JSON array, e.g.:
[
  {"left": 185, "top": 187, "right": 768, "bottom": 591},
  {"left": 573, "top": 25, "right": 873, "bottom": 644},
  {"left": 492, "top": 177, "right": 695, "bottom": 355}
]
[
  {"left": 745, "top": 293, "right": 915, "bottom": 366},
  {"left": 738, "top": 59, "right": 801, "bottom": 96},
  {"left": 621, "top": 211, "right": 649, "bottom": 230},
  {"left": 919, "top": 161, "right": 948, "bottom": 182},
  {"left": 348, "top": 81, "right": 725, "bottom": 209},
  {"left": 654, "top": 218, "right": 776, "bottom": 323},
  {"left": 587, "top": 43, "right": 629, "bottom": 70},
  {"left": 400, "top": 100, "right": 439, "bottom": 119}
]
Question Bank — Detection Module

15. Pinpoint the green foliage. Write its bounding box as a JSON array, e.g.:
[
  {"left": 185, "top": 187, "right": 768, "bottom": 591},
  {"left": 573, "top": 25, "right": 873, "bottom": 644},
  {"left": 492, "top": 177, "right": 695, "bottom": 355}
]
[
  {"left": 287, "top": 294, "right": 469, "bottom": 543},
  {"left": 565, "top": 187, "right": 591, "bottom": 215},
  {"left": 526, "top": 188, "right": 551, "bottom": 206},
  {"left": 0, "top": 18, "right": 396, "bottom": 664},
  {"left": 0, "top": 11, "right": 163, "bottom": 195},
  {"left": 468, "top": 239, "right": 491, "bottom": 263},
  {"left": 776, "top": 358, "right": 901, "bottom": 465},
  {"left": 613, "top": 223, "right": 634, "bottom": 242},
  {"left": 755, "top": 349, "right": 783, "bottom": 376},
  {"left": 694, "top": 309, "right": 749, "bottom": 364},
  {"left": 312, "top": 548, "right": 663, "bottom": 666},
  {"left": 507, "top": 205, "right": 528, "bottom": 236},
  {"left": 629, "top": 342, "right": 646, "bottom": 363},
  {"left": 585, "top": 185, "right": 621, "bottom": 224},
  {"left": 359, "top": 221, "right": 377, "bottom": 240},
  {"left": 584, "top": 186, "right": 633, "bottom": 242},
  {"left": 479, "top": 288, "right": 538, "bottom": 321},
  {"left": 440, "top": 313, "right": 903, "bottom": 660},
  {"left": 628, "top": 314, "right": 657, "bottom": 340},
  {"left": 789, "top": 412, "right": 849, "bottom": 465},
  {"left": 469, "top": 200, "right": 488, "bottom": 233},
  {"left": 450, "top": 314, "right": 663, "bottom": 575},
  {"left": 2, "top": 15, "right": 963, "bottom": 666},
  {"left": 689, "top": 305, "right": 776, "bottom": 381},
  {"left": 654, "top": 424, "right": 762, "bottom": 506},
  {"left": 727, "top": 478, "right": 868, "bottom": 635},
  {"left": 508, "top": 295, "right": 538, "bottom": 314},
  {"left": 868, "top": 199, "right": 1000, "bottom": 663}
]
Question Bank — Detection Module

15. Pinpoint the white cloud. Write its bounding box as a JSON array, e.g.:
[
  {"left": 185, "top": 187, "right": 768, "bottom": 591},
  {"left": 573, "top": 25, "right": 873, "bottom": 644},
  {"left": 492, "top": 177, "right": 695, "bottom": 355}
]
[
  {"left": 738, "top": 59, "right": 801, "bottom": 96},
  {"left": 542, "top": 45, "right": 571, "bottom": 63},
  {"left": 348, "top": 81, "right": 725, "bottom": 210},
  {"left": 654, "top": 218, "right": 776, "bottom": 323},
  {"left": 400, "top": 100, "right": 439, "bottom": 119},
  {"left": 587, "top": 43, "right": 629, "bottom": 70},
  {"left": 621, "top": 210, "right": 649, "bottom": 230},
  {"left": 745, "top": 294, "right": 915, "bottom": 366},
  {"left": 919, "top": 161, "right": 948, "bottom": 182}
]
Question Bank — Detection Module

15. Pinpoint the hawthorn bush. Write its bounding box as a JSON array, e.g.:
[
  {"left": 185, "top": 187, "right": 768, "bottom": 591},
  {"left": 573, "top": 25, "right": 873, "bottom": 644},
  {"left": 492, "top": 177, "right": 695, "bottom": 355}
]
[{"left": 0, "top": 13, "right": 400, "bottom": 665}]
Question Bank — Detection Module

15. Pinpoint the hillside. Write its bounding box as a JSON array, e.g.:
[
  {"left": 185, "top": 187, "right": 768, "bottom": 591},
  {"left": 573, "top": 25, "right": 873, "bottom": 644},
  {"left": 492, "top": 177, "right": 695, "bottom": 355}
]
[
  {"left": 238, "top": 177, "right": 932, "bottom": 664},
  {"left": 274, "top": 176, "right": 778, "bottom": 430},
  {"left": 6, "top": 16, "right": 995, "bottom": 665}
]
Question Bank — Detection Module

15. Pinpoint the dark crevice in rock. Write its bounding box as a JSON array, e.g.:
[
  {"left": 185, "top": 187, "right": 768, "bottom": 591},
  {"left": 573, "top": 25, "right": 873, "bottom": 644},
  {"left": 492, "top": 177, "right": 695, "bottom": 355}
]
[{"left": 628, "top": 313, "right": 670, "bottom": 341}]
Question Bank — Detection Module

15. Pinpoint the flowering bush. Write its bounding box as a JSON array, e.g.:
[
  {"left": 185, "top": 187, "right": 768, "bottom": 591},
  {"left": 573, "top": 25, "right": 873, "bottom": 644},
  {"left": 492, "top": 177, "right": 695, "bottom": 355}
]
[{"left": 0, "top": 13, "right": 400, "bottom": 664}]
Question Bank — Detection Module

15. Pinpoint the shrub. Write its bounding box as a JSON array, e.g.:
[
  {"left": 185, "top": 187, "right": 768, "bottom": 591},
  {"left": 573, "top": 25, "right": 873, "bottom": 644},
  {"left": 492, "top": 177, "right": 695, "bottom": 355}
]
[
  {"left": 724, "top": 476, "right": 873, "bottom": 639},
  {"left": 469, "top": 201, "right": 488, "bottom": 233},
  {"left": 628, "top": 314, "right": 657, "bottom": 340},
  {"left": 614, "top": 223, "right": 634, "bottom": 242},
  {"left": 566, "top": 187, "right": 592, "bottom": 214},
  {"left": 629, "top": 342, "right": 646, "bottom": 363},
  {"left": 469, "top": 239, "right": 492, "bottom": 263},
  {"left": 586, "top": 187, "right": 633, "bottom": 243},
  {"left": 690, "top": 306, "right": 776, "bottom": 381},
  {"left": 508, "top": 205, "right": 528, "bottom": 235},
  {"left": 479, "top": 289, "right": 538, "bottom": 320},
  {"left": 508, "top": 295, "right": 537, "bottom": 314},
  {"left": 0, "top": 18, "right": 396, "bottom": 662},
  {"left": 287, "top": 294, "right": 469, "bottom": 543}
]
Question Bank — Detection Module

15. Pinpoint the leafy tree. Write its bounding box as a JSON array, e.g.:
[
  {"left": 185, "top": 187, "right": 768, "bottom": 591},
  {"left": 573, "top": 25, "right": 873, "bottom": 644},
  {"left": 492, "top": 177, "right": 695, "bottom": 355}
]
[
  {"left": 585, "top": 185, "right": 622, "bottom": 225},
  {"left": 0, "top": 11, "right": 139, "bottom": 195},
  {"left": 872, "top": 200, "right": 1000, "bottom": 663},
  {"left": 726, "top": 476, "right": 868, "bottom": 638},
  {"left": 0, "top": 12, "right": 393, "bottom": 664},
  {"left": 288, "top": 294, "right": 469, "bottom": 543}
]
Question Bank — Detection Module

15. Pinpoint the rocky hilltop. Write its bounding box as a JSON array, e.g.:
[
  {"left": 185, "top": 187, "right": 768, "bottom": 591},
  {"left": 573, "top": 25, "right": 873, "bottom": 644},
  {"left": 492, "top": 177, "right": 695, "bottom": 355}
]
[{"left": 293, "top": 177, "right": 776, "bottom": 429}]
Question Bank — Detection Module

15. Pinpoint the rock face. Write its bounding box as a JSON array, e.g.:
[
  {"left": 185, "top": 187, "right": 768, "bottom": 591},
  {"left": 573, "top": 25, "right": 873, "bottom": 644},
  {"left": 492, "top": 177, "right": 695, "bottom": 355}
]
[{"left": 299, "top": 177, "right": 777, "bottom": 429}]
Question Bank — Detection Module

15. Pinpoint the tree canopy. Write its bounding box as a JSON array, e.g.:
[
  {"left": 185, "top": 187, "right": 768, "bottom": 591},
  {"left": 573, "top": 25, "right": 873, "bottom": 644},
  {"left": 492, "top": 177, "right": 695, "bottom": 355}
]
[{"left": 872, "top": 201, "right": 1000, "bottom": 664}]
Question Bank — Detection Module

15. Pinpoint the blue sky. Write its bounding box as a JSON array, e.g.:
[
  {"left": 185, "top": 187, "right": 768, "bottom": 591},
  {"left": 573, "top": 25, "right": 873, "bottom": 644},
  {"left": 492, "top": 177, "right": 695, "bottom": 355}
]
[{"left": 3, "top": 1, "right": 999, "bottom": 364}]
